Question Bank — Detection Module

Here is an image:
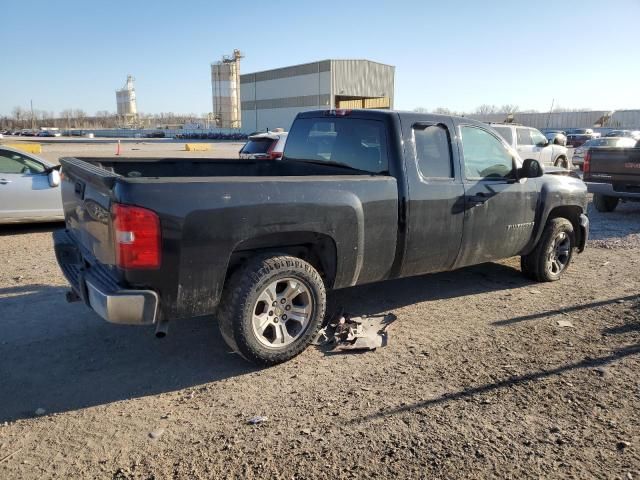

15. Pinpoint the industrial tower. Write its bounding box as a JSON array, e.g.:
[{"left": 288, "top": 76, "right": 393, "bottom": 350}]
[
  {"left": 116, "top": 75, "right": 138, "bottom": 126},
  {"left": 211, "top": 50, "right": 243, "bottom": 129}
]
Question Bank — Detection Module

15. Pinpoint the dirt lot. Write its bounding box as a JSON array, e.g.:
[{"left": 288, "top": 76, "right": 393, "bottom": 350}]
[
  {"left": 0, "top": 148, "right": 639, "bottom": 478},
  {"left": 2, "top": 138, "right": 246, "bottom": 163}
]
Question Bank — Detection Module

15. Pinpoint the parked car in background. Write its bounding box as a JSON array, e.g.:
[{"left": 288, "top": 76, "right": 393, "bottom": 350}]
[
  {"left": 145, "top": 131, "right": 166, "bottom": 138},
  {"left": 583, "top": 139, "right": 640, "bottom": 212},
  {"left": 542, "top": 130, "right": 567, "bottom": 146},
  {"left": 38, "top": 130, "right": 62, "bottom": 137},
  {"left": 490, "top": 123, "right": 570, "bottom": 168},
  {"left": 239, "top": 130, "right": 288, "bottom": 160},
  {"left": 566, "top": 133, "right": 592, "bottom": 148},
  {"left": 605, "top": 129, "right": 640, "bottom": 140},
  {"left": 572, "top": 137, "right": 637, "bottom": 169},
  {"left": 0, "top": 145, "right": 63, "bottom": 224}
]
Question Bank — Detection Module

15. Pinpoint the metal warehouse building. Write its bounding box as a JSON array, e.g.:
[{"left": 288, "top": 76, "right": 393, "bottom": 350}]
[
  {"left": 240, "top": 59, "right": 395, "bottom": 132},
  {"left": 469, "top": 110, "right": 640, "bottom": 130}
]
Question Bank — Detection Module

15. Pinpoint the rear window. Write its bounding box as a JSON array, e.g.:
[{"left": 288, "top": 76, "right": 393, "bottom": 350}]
[
  {"left": 284, "top": 117, "right": 388, "bottom": 173},
  {"left": 492, "top": 126, "right": 513, "bottom": 145},
  {"left": 516, "top": 128, "right": 534, "bottom": 146},
  {"left": 241, "top": 138, "right": 275, "bottom": 154},
  {"left": 413, "top": 124, "right": 453, "bottom": 178}
]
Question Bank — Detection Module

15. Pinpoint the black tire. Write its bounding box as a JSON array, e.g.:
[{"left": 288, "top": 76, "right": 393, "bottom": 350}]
[
  {"left": 554, "top": 156, "right": 569, "bottom": 169},
  {"left": 593, "top": 193, "right": 619, "bottom": 213},
  {"left": 217, "top": 254, "right": 326, "bottom": 366},
  {"left": 520, "top": 218, "right": 575, "bottom": 282}
]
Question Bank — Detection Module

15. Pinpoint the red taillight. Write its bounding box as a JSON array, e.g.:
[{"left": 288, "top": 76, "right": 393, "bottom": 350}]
[
  {"left": 266, "top": 139, "right": 282, "bottom": 160},
  {"left": 583, "top": 150, "right": 591, "bottom": 175},
  {"left": 112, "top": 204, "right": 161, "bottom": 269}
]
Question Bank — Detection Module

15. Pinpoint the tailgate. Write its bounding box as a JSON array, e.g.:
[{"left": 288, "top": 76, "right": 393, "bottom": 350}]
[
  {"left": 59, "top": 158, "right": 119, "bottom": 266},
  {"left": 590, "top": 147, "right": 640, "bottom": 176}
]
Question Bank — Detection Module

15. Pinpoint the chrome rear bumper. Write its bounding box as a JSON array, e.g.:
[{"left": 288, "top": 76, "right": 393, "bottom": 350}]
[{"left": 53, "top": 229, "right": 159, "bottom": 325}]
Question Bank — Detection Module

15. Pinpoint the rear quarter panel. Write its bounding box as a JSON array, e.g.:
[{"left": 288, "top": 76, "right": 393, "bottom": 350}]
[{"left": 117, "top": 176, "right": 398, "bottom": 319}]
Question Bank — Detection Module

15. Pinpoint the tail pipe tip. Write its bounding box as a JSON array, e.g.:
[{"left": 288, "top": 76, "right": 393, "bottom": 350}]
[{"left": 155, "top": 317, "right": 169, "bottom": 338}]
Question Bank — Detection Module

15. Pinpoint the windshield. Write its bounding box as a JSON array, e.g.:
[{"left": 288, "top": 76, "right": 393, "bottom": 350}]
[{"left": 284, "top": 117, "right": 389, "bottom": 173}]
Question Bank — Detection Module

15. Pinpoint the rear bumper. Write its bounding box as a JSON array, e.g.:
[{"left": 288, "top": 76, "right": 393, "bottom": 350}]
[
  {"left": 53, "top": 229, "right": 159, "bottom": 325},
  {"left": 586, "top": 182, "right": 640, "bottom": 199}
]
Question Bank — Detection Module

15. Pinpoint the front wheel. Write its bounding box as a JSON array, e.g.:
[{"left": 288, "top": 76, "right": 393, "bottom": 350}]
[
  {"left": 218, "top": 254, "right": 326, "bottom": 366},
  {"left": 521, "top": 218, "right": 575, "bottom": 282},
  {"left": 554, "top": 156, "right": 569, "bottom": 169},
  {"left": 593, "top": 193, "right": 619, "bottom": 213}
]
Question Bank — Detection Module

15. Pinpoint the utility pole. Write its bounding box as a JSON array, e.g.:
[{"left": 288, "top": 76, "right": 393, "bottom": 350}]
[
  {"left": 546, "top": 98, "right": 555, "bottom": 129},
  {"left": 30, "top": 99, "right": 35, "bottom": 130}
]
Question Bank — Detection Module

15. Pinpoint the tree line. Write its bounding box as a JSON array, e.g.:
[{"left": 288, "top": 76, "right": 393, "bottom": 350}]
[{"left": 0, "top": 107, "right": 209, "bottom": 130}]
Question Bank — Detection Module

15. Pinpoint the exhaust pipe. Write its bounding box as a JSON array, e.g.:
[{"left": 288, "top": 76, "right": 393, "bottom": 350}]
[{"left": 155, "top": 315, "right": 169, "bottom": 338}]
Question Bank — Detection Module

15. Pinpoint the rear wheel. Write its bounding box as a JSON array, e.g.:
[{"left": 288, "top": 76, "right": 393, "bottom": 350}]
[
  {"left": 521, "top": 218, "right": 575, "bottom": 282},
  {"left": 218, "top": 254, "right": 326, "bottom": 366},
  {"left": 593, "top": 193, "right": 619, "bottom": 213}
]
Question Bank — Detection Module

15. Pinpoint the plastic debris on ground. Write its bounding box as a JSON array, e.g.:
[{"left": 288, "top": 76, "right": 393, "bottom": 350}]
[
  {"left": 556, "top": 319, "right": 575, "bottom": 328},
  {"left": 313, "top": 309, "right": 397, "bottom": 352},
  {"left": 247, "top": 416, "right": 268, "bottom": 426}
]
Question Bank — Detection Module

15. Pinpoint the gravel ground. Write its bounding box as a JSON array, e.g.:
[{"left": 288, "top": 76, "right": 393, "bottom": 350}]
[{"left": 0, "top": 160, "right": 639, "bottom": 478}]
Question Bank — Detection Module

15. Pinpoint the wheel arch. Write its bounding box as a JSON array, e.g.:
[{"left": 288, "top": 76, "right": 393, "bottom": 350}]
[
  {"left": 547, "top": 205, "right": 584, "bottom": 249},
  {"left": 524, "top": 204, "right": 585, "bottom": 256},
  {"left": 226, "top": 231, "right": 338, "bottom": 289}
]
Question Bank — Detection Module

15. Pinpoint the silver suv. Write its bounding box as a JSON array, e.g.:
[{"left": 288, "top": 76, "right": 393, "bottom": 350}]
[{"left": 490, "top": 124, "right": 570, "bottom": 169}]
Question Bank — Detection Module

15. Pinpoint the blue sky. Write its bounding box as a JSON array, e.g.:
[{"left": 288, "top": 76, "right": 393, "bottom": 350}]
[{"left": 1, "top": 0, "right": 638, "bottom": 116}]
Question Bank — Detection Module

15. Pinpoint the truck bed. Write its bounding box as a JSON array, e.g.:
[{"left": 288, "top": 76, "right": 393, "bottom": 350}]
[
  {"left": 72, "top": 157, "right": 374, "bottom": 180},
  {"left": 58, "top": 156, "right": 399, "bottom": 320}
]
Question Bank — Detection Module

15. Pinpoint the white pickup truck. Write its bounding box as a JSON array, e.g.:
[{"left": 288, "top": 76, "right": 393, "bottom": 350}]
[{"left": 490, "top": 123, "right": 570, "bottom": 169}]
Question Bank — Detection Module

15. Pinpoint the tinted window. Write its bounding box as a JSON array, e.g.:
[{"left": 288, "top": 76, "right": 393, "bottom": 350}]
[
  {"left": 460, "top": 126, "right": 514, "bottom": 179},
  {"left": 241, "top": 138, "right": 275, "bottom": 154},
  {"left": 516, "top": 128, "right": 533, "bottom": 146},
  {"left": 0, "top": 150, "right": 45, "bottom": 174},
  {"left": 492, "top": 126, "right": 513, "bottom": 145},
  {"left": 413, "top": 124, "right": 453, "bottom": 178},
  {"left": 284, "top": 117, "right": 388, "bottom": 173}
]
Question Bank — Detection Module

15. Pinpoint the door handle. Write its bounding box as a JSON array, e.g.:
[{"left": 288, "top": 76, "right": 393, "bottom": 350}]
[
  {"left": 467, "top": 192, "right": 489, "bottom": 206},
  {"left": 0, "top": 178, "right": 12, "bottom": 184}
]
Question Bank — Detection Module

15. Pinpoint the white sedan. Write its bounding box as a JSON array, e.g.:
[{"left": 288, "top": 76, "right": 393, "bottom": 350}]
[{"left": 0, "top": 145, "right": 63, "bottom": 224}]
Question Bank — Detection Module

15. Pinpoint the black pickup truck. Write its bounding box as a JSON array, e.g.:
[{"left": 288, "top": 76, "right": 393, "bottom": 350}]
[
  {"left": 54, "top": 110, "right": 589, "bottom": 365},
  {"left": 583, "top": 139, "right": 640, "bottom": 212}
]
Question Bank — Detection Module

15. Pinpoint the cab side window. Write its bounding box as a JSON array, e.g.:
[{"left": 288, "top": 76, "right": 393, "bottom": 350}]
[
  {"left": 0, "top": 150, "right": 45, "bottom": 174},
  {"left": 530, "top": 130, "right": 547, "bottom": 146},
  {"left": 413, "top": 124, "right": 453, "bottom": 178},
  {"left": 516, "top": 128, "right": 533, "bottom": 146},
  {"left": 460, "top": 126, "right": 514, "bottom": 179}
]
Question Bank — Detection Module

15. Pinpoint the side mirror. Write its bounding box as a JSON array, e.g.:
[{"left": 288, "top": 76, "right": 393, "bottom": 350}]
[
  {"left": 48, "top": 169, "right": 61, "bottom": 187},
  {"left": 536, "top": 139, "right": 549, "bottom": 147},
  {"left": 519, "top": 158, "right": 543, "bottom": 178}
]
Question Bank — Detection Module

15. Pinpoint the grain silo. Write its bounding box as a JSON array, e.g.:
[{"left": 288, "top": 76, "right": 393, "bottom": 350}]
[
  {"left": 211, "top": 50, "right": 243, "bottom": 129},
  {"left": 116, "top": 75, "right": 137, "bottom": 125}
]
